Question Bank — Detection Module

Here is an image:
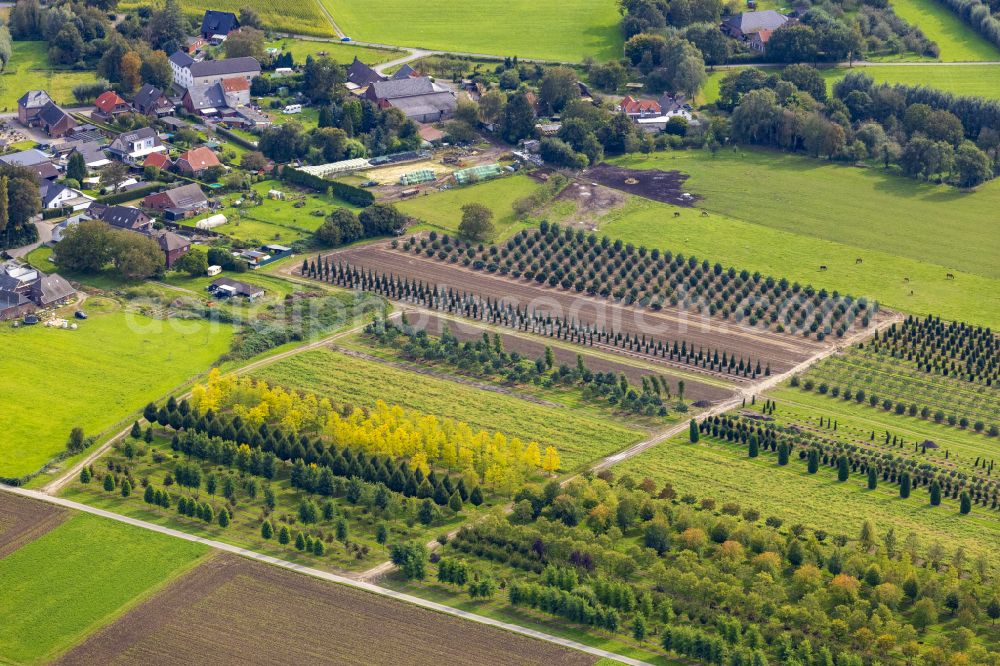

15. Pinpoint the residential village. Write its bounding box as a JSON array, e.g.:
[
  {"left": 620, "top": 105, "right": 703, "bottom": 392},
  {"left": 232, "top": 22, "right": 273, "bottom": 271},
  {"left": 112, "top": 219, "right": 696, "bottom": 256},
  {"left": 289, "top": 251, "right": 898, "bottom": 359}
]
[
  {"left": 0, "top": 0, "right": 905, "bottom": 331},
  {"left": 0, "top": 4, "right": 724, "bottom": 326}
]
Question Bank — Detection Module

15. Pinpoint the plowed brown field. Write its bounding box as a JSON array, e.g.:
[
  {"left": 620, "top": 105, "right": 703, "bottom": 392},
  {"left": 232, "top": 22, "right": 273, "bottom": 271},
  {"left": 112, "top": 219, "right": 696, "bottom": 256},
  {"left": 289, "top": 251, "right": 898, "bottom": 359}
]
[
  {"left": 0, "top": 492, "right": 67, "bottom": 558},
  {"left": 321, "top": 242, "right": 832, "bottom": 377},
  {"left": 57, "top": 554, "right": 595, "bottom": 666}
]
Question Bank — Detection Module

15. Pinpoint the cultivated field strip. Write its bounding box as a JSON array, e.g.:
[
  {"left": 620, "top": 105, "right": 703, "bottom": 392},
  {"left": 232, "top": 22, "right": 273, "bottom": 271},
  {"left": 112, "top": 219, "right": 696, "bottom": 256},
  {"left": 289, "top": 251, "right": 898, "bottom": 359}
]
[
  {"left": 318, "top": 243, "right": 835, "bottom": 375},
  {"left": 0, "top": 493, "right": 67, "bottom": 558},
  {"left": 57, "top": 553, "right": 596, "bottom": 666},
  {"left": 3, "top": 485, "right": 644, "bottom": 665},
  {"left": 394, "top": 310, "right": 737, "bottom": 403}
]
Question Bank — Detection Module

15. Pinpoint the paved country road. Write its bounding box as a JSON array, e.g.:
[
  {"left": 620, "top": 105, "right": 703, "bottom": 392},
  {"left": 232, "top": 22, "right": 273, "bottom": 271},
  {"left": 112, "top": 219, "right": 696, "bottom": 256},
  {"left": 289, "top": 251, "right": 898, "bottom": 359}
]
[{"left": 0, "top": 485, "right": 651, "bottom": 666}]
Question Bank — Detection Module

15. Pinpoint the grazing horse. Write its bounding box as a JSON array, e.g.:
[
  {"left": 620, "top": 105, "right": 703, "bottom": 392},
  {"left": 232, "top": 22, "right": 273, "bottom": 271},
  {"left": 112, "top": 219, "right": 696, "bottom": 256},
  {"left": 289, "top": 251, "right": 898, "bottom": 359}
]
[
  {"left": 819, "top": 265, "right": 827, "bottom": 271},
  {"left": 903, "top": 277, "right": 909, "bottom": 283},
  {"left": 701, "top": 210, "right": 709, "bottom": 217},
  {"left": 673, "top": 211, "right": 681, "bottom": 218},
  {"left": 855, "top": 258, "right": 863, "bottom": 264},
  {"left": 946, "top": 273, "right": 955, "bottom": 280}
]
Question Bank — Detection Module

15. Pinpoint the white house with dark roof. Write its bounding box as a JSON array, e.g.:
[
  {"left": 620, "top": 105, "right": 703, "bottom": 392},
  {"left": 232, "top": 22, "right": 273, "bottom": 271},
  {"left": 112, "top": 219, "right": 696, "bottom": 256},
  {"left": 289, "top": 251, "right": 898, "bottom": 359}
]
[
  {"left": 169, "top": 52, "right": 260, "bottom": 91},
  {"left": 107, "top": 127, "right": 167, "bottom": 165},
  {"left": 40, "top": 181, "right": 93, "bottom": 211}
]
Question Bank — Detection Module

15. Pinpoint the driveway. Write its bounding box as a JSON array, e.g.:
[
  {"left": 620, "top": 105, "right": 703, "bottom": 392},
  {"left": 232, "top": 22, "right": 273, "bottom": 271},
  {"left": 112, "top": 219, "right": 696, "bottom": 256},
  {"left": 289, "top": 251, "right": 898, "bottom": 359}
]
[{"left": 7, "top": 220, "right": 52, "bottom": 259}]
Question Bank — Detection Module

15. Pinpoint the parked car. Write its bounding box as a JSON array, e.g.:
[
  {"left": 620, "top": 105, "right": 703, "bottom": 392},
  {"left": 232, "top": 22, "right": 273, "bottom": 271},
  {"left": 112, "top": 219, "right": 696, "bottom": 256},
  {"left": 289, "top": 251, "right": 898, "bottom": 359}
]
[
  {"left": 341, "top": 36, "right": 352, "bottom": 42},
  {"left": 74, "top": 310, "right": 87, "bottom": 320}
]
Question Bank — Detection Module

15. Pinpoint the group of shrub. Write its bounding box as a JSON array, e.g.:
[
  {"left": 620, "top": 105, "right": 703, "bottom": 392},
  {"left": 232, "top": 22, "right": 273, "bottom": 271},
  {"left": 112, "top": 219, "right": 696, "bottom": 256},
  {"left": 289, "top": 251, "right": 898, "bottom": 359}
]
[
  {"left": 869, "top": 315, "right": 997, "bottom": 386},
  {"left": 699, "top": 414, "right": 999, "bottom": 512},
  {"left": 438, "top": 471, "right": 999, "bottom": 666},
  {"left": 309, "top": 258, "right": 768, "bottom": 380},
  {"left": 790, "top": 374, "right": 998, "bottom": 437},
  {"left": 366, "top": 318, "right": 681, "bottom": 418},
  {"left": 395, "top": 222, "right": 871, "bottom": 339}
]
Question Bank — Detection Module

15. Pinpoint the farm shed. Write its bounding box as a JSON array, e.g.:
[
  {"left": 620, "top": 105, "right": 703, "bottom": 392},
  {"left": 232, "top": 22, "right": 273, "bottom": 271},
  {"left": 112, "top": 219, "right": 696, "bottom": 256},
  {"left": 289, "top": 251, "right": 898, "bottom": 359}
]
[
  {"left": 453, "top": 164, "right": 504, "bottom": 185},
  {"left": 196, "top": 214, "right": 227, "bottom": 230}
]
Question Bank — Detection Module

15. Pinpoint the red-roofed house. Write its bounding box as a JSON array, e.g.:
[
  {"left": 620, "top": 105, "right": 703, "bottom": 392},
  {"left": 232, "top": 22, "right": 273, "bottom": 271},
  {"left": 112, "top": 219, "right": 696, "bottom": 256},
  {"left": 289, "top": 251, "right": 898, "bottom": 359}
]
[
  {"left": 748, "top": 28, "right": 775, "bottom": 53},
  {"left": 618, "top": 96, "right": 662, "bottom": 120},
  {"left": 143, "top": 151, "right": 173, "bottom": 170},
  {"left": 92, "top": 91, "right": 132, "bottom": 121},
  {"left": 175, "top": 146, "right": 222, "bottom": 177},
  {"left": 220, "top": 76, "right": 251, "bottom": 106}
]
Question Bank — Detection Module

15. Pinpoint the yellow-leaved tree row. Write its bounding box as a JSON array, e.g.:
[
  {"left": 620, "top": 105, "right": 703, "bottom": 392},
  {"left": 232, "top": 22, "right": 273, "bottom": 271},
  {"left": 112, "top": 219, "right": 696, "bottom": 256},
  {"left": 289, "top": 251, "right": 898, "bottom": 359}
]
[{"left": 190, "top": 369, "right": 561, "bottom": 491}]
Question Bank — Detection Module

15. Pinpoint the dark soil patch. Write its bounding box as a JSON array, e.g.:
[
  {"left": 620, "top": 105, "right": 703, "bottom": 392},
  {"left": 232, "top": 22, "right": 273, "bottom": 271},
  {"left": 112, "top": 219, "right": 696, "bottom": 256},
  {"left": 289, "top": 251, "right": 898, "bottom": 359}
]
[
  {"left": 57, "top": 553, "right": 596, "bottom": 666},
  {"left": 556, "top": 180, "right": 625, "bottom": 230},
  {"left": 0, "top": 492, "right": 68, "bottom": 558},
  {"left": 584, "top": 164, "right": 700, "bottom": 207}
]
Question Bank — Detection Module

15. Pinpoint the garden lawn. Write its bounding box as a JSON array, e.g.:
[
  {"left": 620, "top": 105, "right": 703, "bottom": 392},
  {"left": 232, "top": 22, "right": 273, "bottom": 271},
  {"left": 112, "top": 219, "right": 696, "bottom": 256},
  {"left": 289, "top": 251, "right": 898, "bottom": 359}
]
[
  {"left": 252, "top": 348, "right": 644, "bottom": 472},
  {"left": 889, "top": 0, "right": 1000, "bottom": 61},
  {"left": 265, "top": 38, "right": 401, "bottom": 65},
  {"left": 0, "top": 311, "right": 233, "bottom": 479},
  {"left": 181, "top": 179, "right": 361, "bottom": 245},
  {"left": 615, "top": 432, "right": 1000, "bottom": 559},
  {"left": 702, "top": 64, "right": 1000, "bottom": 105},
  {"left": 604, "top": 149, "right": 1000, "bottom": 327},
  {"left": 119, "top": 0, "right": 334, "bottom": 37},
  {"left": 323, "top": 0, "right": 624, "bottom": 62},
  {"left": 0, "top": 42, "right": 99, "bottom": 111},
  {"left": 399, "top": 174, "right": 543, "bottom": 242},
  {"left": 0, "top": 512, "right": 207, "bottom": 664}
]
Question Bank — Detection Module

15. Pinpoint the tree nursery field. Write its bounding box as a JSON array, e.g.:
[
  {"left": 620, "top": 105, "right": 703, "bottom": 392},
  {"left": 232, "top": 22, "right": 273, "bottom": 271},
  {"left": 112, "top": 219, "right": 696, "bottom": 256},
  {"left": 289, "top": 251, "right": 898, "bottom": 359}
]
[
  {"left": 4, "top": 0, "right": 1000, "bottom": 662},
  {"left": 601, "top": 150, "right": 1000, "bottom": 327}
]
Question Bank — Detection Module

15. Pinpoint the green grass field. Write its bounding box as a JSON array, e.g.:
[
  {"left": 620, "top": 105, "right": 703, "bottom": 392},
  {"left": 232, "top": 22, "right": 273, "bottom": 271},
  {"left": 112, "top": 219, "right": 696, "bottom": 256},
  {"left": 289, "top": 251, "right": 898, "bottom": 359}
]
[
  {"left": 0, "top": 311, "right": 233, "bottom": 479},
  {"left": 702, "top": 64, "right": 1000, "bottom": 106},
  {"left": 251, "top": 348, "right": 644, "bottom": 472},
  {"left": 615, "top": 430, "right": 1000, "bottom": 560},
  {"left": 120, "top": 0, "right": 335, "bottom": 37},
  {"left": 603, "top": 149, "right": 1000, "bottom": 327},
  {"left": 890, "top": 0, "right": 1000, "bottom": 61},
  {"left": 0, "top": 512, "right": 207, "bottom": 663},
  {"left": 265, "top": 38, "right": 400, "bottom": 65},
  {"left": 181, "top": 180, "right": 360, "bottom": 244},
  {"left": 323, "top": 0, "right": 624, "bottom": 61},
  {"left": 400, "top": 174, "right": 543, "bottom": 242},
  {"left": 0, "top": 42, "right": 99, "bottom": 111}
]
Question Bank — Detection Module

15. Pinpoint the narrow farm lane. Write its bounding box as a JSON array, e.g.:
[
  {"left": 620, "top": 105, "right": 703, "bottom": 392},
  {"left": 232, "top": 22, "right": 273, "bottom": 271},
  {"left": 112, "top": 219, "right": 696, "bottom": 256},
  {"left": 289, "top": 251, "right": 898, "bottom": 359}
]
[
  {"left": 0, "top": 484, "right": 652, "bottom": 666},
  {"left": 592, "top": 308, "right": 904, "bottom": 471}
]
